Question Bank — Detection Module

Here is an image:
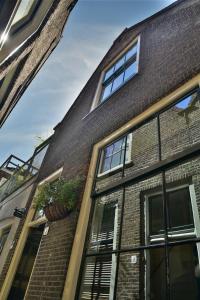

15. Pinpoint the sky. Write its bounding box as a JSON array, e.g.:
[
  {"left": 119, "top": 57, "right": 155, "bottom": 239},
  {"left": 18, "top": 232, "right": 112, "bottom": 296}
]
[{"left": 0, "top": 0, "right": 176, "bottom": 165}]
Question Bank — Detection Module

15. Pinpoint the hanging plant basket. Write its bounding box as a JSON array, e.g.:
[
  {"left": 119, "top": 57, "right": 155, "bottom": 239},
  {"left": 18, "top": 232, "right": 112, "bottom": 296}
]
[
  {"left": 34, "top": 177, "right": 82, "bottom": 222},
  {"left": 44, "top": 202, "right": 71, "bottom": 222}
]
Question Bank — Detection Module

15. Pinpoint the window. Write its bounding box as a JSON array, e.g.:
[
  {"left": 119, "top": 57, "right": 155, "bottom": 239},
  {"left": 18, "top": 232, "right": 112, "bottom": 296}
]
[
  {"left": 79, "top": 198, "right": 119, "bottom": 299},
  {"left": 145, "top": 185, "right": 200, "bottom": 300},
  {"left": 79, "top": 254, "right": 116, "bottom": 300},
  {"left": 0, "top": 226, "right": 11, "bottom": 254},
  {"left": 99, "top": 134, "right": 132, "bottom": 175},
  {"left": 88, "top": 200, "right": 118, "bottom": 253},
  {"left": 147, "top": 187, "right": 194, "bottom": 239},
  {"left": 100, "top": 37, "right": 140, "bottom": 103}
]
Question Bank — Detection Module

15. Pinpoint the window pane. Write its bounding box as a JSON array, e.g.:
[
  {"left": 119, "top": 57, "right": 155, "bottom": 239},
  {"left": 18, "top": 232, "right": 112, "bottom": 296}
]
[
  {"left": 126, "top": 44, "right": 137, "bottom": 61},
  {"left": 125, "top": 118, "right": 159, "bottom": 178},
  {"left": 175, "top": 95, "right": 192, "bottom": 109},
  {"left": 101, "top": 157, "right": 111, "bottom": 173},
  {"left": 160, "top": 90, "right": 200, "bottom": 159},
  {"left": 112, "top": 72, "right": 124, "bottom": 92},
  {"left": 104, "top": 144, "right": 114, "bottom": 158},
  {"left": 121, "top": 174, "right": 163, "bottom": 249},
  {"left": 79, "top": 254, "right": 117, "bottom": 300},
  {"left": 117, "top": 251, "right": 145, "bottom": 300},
  {"left": 104, "top": 66, "right": 115, "bottom": 82},
  {"left": 88, "top": 200, "right": 118, "bottom": 253},
  {"left": 169, "top": 244, "right": 200, "bottom": 300},
  {"left": 149, "top": 194, "right": 164, "bottom": 236},
  {"left": 148, "top": 248, "right": 167, "bottom": 300},
  {"left": 124, "top": 61, "right": 137, "bottom": 81},
  {"left": 101, "top": 82, "right": 113, "bottom": 102},
  {"left": 114, "top": 56, "right": 125, "bottom": 71},
  {"left": 165, "top": 156, "right": 200, "bottom": 239},
  {"left": 110, "top": 152, "right": 121, "bottom": 169},
  {"left": 168, "top": 187, "right": 194, "bottom": 231},
  {"left": 87, "top": 191, "right": 122, "bottom": 254},
  {"left": 113, "top": 139, "right": 124, "bottom": 153}
]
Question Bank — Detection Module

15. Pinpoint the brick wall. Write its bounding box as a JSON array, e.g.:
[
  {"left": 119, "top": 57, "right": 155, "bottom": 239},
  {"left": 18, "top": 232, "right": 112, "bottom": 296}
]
[{"left": 25, "top": 212, "right": 78, "bottom": 300}]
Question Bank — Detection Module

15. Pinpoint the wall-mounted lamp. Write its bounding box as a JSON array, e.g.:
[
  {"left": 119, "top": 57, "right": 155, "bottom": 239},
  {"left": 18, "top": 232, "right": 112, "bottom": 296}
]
[{"left": 13, "top": 207, "right": 26, "bottom": 219}]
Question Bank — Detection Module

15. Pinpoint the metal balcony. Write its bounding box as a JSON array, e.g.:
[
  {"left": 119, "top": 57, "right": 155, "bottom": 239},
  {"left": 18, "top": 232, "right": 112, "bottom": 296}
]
[{"left": 0, "top": 141, "right": 49, "bottom": 203}]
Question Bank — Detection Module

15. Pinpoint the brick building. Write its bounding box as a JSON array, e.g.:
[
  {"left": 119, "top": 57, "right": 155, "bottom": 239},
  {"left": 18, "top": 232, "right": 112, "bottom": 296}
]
[
  {"left": 0, "top": 0, "right": 77, "bottom": 127},
  {"left": 0, "top": 0, "right": 200, "bottom": 299}
]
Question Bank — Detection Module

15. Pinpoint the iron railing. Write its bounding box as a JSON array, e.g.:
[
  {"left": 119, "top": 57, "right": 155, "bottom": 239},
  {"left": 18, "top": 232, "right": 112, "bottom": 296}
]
[{"left": 0, "top": 141, "right": 49, "bottom": 203}]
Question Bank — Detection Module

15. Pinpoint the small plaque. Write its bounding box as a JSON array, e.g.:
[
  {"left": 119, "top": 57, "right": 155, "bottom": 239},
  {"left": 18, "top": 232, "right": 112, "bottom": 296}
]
[
  {"left": 43, "top": 226, "right": 49, "bottom": 236},
  {"left": 131, "top": 255, "right": 137, "bottom": 264}
]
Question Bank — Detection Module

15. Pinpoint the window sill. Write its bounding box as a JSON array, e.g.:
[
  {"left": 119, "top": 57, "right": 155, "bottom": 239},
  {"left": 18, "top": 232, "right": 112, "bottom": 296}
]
[{"left": 97, "top": 160, "right": 133, "bottom": 180}]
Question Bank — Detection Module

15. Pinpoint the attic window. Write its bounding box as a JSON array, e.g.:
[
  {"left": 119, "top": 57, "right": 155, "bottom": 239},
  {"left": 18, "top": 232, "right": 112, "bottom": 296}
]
[{"left": 100, "top": 36, "right": 140, "bottom": 103}]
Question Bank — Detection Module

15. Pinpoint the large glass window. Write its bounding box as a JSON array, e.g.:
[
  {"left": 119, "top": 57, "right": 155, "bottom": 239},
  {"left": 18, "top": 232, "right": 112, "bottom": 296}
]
[
  {"left": 78, "top": 88, "right": 200, "bottom": 300},
  {"left": 100, "top": 38, "right": 139, "bottom": 103}
]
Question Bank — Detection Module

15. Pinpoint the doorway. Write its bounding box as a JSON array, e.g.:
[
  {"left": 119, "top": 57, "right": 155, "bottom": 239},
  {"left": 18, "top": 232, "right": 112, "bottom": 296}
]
[{"left": 8, "top": 224, "right": 45, "bottom": 300}]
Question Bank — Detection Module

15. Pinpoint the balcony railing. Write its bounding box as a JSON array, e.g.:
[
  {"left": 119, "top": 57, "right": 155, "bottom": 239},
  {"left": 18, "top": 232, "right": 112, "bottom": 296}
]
[{"left": 0, "top": 141, "right": 49, "bottom": 203}]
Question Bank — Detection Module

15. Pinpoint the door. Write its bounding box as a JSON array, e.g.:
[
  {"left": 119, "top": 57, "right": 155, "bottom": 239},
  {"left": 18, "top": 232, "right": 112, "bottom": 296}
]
[{"left": 8, "top": 224, "right": 44, "bottom": 300}]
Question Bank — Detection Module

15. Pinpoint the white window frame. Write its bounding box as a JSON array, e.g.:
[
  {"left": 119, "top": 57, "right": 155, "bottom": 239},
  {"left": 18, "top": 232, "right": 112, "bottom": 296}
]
[
  {"left": 144, "top": 183, "right": 200, "bottom": 300},
  {"left": 109, "top": 202, "right": 118, "bottom": 300},
  {"left": 98, "top": 133, "right": 132, "bottom": 177},
  {"left": 90, "top": 35, "right": 141, "bottom": 112}
]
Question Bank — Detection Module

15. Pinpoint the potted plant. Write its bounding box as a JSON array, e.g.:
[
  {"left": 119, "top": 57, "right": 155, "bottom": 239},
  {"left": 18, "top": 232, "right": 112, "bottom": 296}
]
[{"left": 34, "top": 177, "right": 82, "bottom": 222}]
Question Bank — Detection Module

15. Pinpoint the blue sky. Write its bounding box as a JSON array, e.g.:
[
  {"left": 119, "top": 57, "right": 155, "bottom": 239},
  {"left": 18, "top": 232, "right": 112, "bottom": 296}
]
[{"left": 0, "top": 0, "right": 176, "bottom": 164}]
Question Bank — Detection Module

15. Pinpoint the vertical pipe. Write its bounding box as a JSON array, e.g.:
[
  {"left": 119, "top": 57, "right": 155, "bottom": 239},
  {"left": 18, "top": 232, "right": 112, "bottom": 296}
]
[
  {"left": 158, "top": 115, "right": 170, "bottom": 300},
  {"left": 113, "top": 134, "right": 128, "bottom": 298}
]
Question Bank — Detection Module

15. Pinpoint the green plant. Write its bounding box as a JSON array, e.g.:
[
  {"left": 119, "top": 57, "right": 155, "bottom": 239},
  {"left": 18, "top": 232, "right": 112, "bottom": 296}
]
[{"left": 34, "top": 177, "right": 82, "bottom": 211}]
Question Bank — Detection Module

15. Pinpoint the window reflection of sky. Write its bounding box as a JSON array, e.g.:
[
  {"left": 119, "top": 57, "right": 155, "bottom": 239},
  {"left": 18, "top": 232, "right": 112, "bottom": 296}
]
[
  {"left": 175, "top": 96, "right": 192, "bottom": 109},
  {"left": 12, "top": 0, "right": 35, "bottom": 25}
]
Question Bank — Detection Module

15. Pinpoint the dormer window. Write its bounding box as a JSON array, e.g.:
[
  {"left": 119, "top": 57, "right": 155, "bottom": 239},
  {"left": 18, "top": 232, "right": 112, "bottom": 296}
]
[{"left": 100, "top": 36, "right": 140, "bottom": 103}]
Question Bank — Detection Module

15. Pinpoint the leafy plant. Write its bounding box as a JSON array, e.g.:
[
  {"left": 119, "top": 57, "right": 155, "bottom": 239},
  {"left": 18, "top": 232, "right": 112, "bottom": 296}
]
[{"left": 34, "top": 177, "right": 82, "bottom": 211}]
